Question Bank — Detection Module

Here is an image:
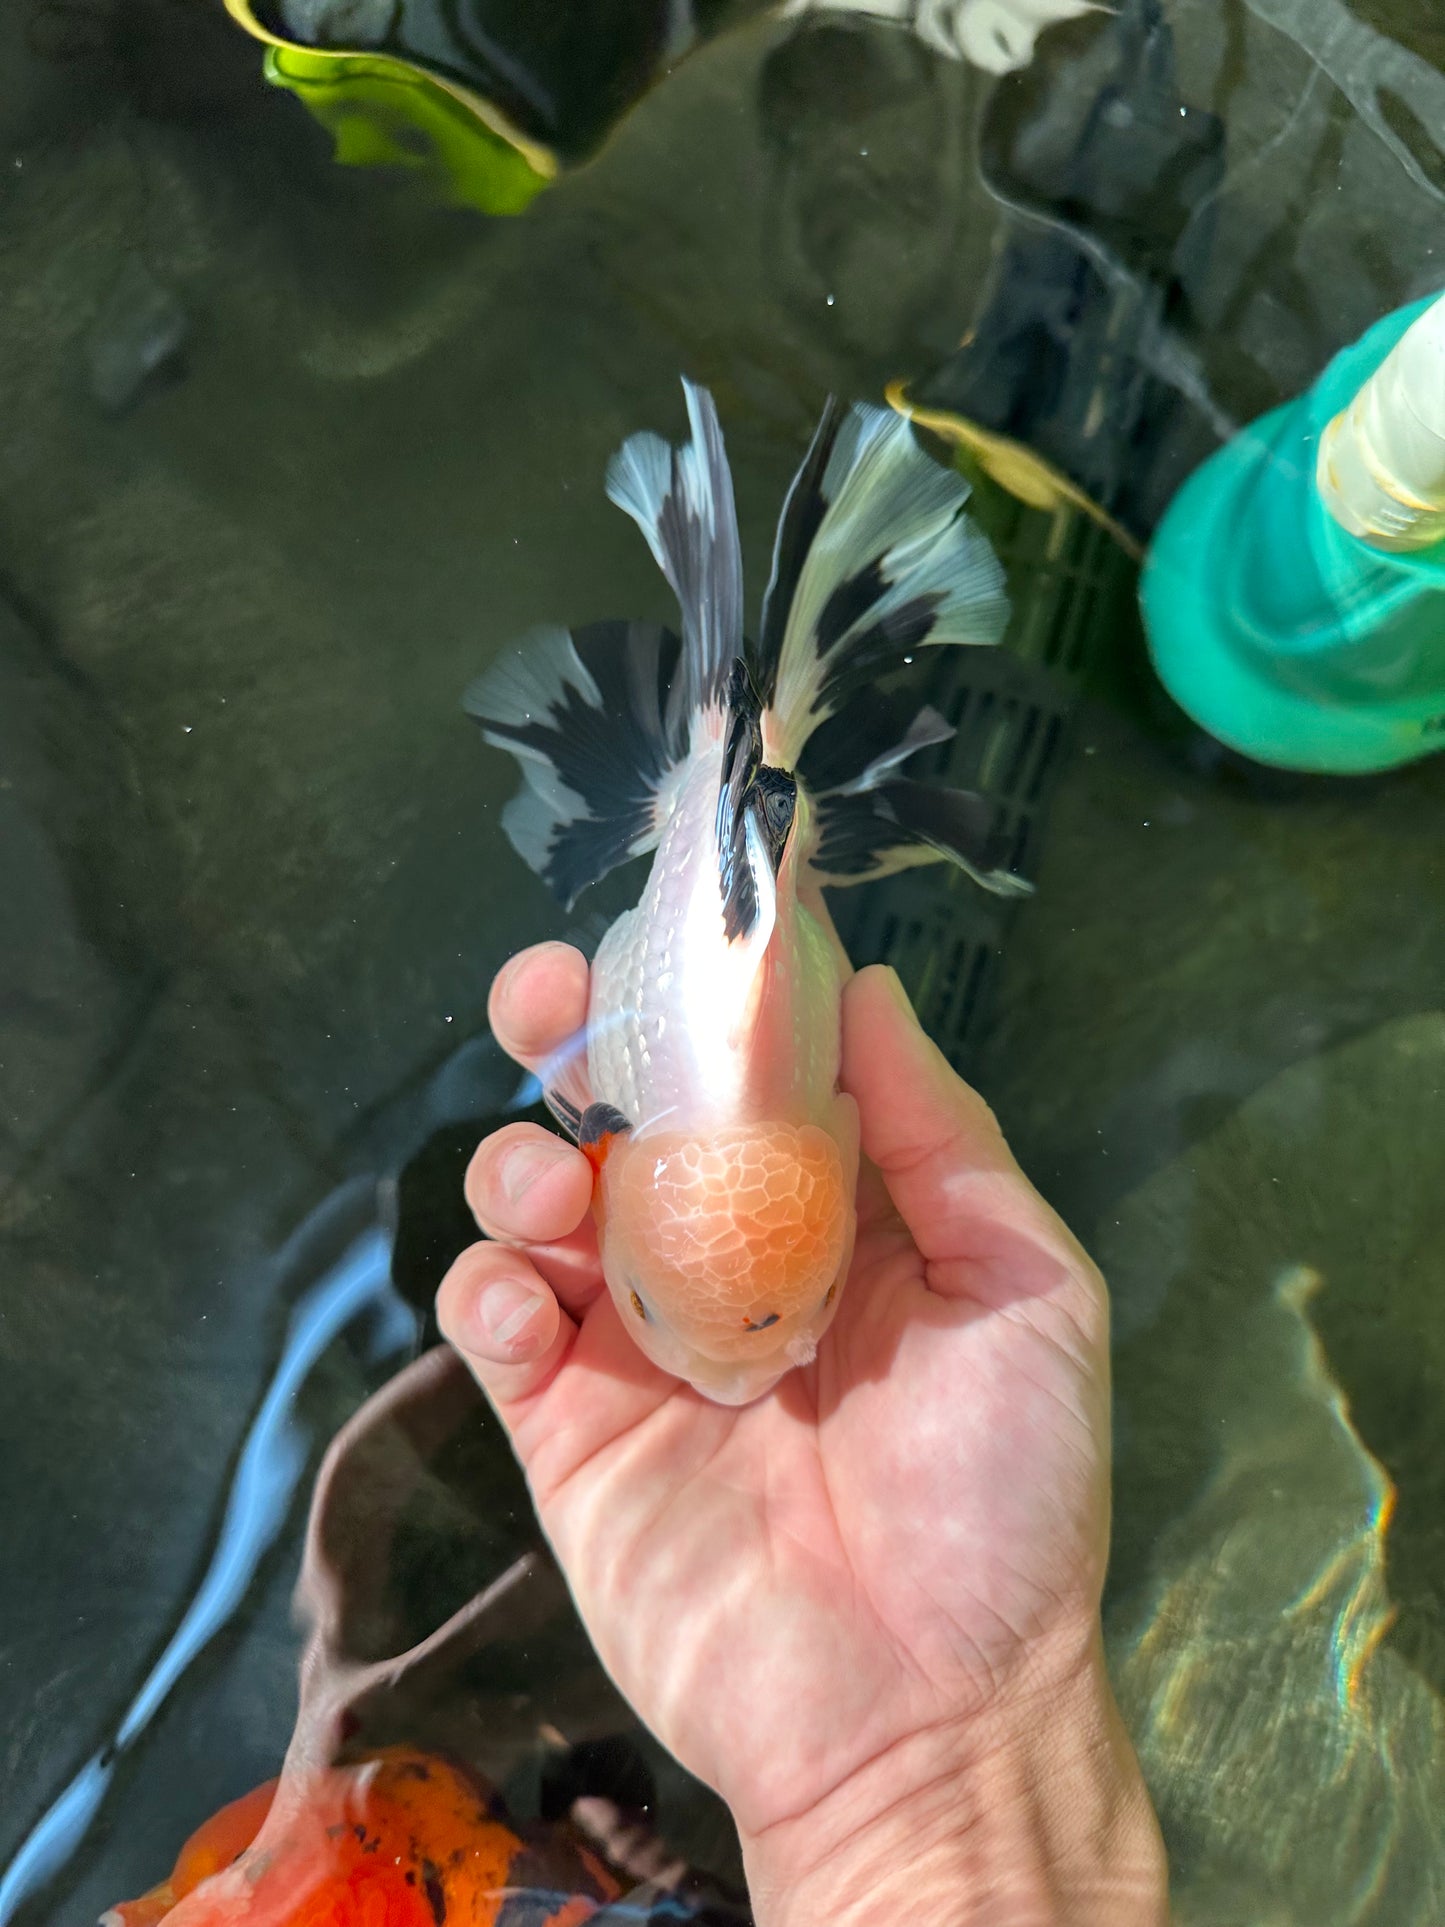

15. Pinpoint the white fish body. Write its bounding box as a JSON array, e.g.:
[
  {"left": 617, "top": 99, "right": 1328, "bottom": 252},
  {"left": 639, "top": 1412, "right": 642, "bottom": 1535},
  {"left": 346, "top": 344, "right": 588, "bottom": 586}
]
[
  {"left": 586, "top": 731, "right": 858, "bottom": 1404},
  {"left": 468, "top": 381, "right": 1022, "bottom": 1404}
]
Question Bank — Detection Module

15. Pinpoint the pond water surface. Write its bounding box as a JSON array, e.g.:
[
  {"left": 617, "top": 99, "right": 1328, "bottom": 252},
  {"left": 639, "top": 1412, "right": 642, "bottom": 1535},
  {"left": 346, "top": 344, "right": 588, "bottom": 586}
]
[{"left": 2, "top": 2, "right": 1444, "bottom": 1921}]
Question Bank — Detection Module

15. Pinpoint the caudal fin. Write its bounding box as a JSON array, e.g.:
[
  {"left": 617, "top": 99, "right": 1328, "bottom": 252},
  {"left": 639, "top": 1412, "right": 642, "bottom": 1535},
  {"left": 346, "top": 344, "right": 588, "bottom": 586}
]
[
  {"left": 754, "top": 400, "right": 1021, "bottom": 895},
  {"left": 606, "top": 378, "right": 743, "bottom": 732},
  {"left": 469, "top": 380, "right": 744, "bottom": 908},
  {"left": 801, "top": 684, "right": 1031, "bottom": 896},
  {"left": 754, "top": 402, "right": 1008, "bottom": 764},
  {"left": 465, "top": 618, "right": 685, "bottom": 908},
  {"left": 469, "top": 384, "right": 1021, "bottom": 908}
]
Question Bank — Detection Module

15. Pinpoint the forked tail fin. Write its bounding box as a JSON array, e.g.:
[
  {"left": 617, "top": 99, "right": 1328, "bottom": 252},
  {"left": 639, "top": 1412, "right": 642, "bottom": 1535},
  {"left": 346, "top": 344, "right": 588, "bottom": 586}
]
[
  {"left": 606, "top": 378, "right": 743, "bottom": 734},
  {"left": 464, "top": 618, "right": 685, "bottom": 907},
  {"left": 754, "top": 400, "right": 1024, "bottom": 895},
  {"left": 468, "top": 383, "right": 1024, "bottom": 907},
  {"left": 753, "top": 400, "right": 1009, "bottom": 763},
  {"left": 467, "top": 379, "right": 744, "bottom": 908}
]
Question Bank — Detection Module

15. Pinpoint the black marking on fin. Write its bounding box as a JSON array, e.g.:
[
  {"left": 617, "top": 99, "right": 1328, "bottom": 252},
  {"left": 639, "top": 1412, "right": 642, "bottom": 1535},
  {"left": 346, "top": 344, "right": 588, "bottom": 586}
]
[
  {"left": 717, "top": 661, "right": 801, "bottom": 940},
  {"left": 465, "top": 618, "right": 684, "bottom": 907},
  {"left": 605, "top": 379, "right": 743, "bottom": 731},
  {"left": 887, "top": 779, "right": 1028, "bottom": 888},
  {"left": 813, "top": 577, "right": 942, "bottom": 704},
  {"left": 547, "top": 1091, "right": 583, "bottom": 1140},
  {"left": 800, "top": 683, "right": 1027, "bottom": 895},
  {"left": 717, "top": 656, "right": 764, "bottom": 942},
  {"left": 814, "top": 777, "right": 1031, "bottom": 897},
  {"left": 753, "top": 397, "right": 846, "bottom": 706},
  {"left": 800, "top": 687, "right": 953, "bottom": 799},
  {"left": 578, "top": 1102, "right": 633, "bottom": 1147},
  {"left": 753, "top": 402, "right": 1009, "bottom": 759}
]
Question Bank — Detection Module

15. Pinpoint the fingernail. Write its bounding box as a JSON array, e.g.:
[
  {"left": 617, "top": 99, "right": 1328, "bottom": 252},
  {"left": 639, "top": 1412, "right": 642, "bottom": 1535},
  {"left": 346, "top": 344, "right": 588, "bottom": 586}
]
[
  {"left": 477, "top": 1277, "right": 548, "bottom": 1352},
  {"left": 494, "top": 941, "right": 570, "bottom": 1013},
  {"left": 500, "top": 1141, "right": 566, "bottom": 1205}
]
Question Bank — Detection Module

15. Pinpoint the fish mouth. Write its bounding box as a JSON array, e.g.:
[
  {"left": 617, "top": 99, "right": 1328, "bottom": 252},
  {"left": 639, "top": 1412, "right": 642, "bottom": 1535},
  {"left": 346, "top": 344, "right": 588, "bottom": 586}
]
[{"left": 665, "top": 1348, "right": 798, "bottom": 1409}]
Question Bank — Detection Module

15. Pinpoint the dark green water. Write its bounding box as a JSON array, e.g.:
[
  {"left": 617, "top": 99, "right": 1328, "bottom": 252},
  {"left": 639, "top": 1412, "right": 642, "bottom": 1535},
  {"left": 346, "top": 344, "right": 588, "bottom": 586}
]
[{"left": 2, "top": 2, "right": 1444, "bottom": 1921}]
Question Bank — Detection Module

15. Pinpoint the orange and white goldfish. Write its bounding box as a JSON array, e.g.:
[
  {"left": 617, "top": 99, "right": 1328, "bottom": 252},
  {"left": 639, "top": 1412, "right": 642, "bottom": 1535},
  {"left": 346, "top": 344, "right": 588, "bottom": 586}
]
[
  {"left": 468, "top": 382, "right": 1022, "bottom": 1404},
  {"left": 103, "top": 1747, "right": 622, "bottom": 1927}
]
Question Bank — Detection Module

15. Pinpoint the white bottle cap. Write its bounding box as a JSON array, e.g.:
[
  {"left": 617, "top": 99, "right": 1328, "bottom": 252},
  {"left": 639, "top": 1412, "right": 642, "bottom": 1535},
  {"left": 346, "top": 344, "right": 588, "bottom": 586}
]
[{"left": 1318, "top": 290, "right": 1445, "bottom": 553}]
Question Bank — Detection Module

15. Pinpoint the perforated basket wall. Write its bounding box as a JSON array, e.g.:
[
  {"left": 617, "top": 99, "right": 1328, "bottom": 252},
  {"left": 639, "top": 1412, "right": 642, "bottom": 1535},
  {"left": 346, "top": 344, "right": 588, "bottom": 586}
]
[{"left": 831, "top": 486, "right": 1137, "bottom": 1076}]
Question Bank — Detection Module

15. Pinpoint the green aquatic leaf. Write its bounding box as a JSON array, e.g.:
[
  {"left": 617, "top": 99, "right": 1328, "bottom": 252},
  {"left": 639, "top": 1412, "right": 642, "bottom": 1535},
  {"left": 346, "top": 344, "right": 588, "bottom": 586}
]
[
  {"left": 264, "top": 46, "right": 551, "bottom": 216},
  {"left": 885, "top": 379, "right": 1144, "bottom": 559}
]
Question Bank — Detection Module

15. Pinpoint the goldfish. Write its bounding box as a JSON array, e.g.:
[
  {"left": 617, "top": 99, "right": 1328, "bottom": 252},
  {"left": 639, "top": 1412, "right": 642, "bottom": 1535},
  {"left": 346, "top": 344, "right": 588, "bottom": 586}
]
[
  {"left": 103, "top": 1746, "right": 622, "bottom": 1927},
  {"left": 468, "top": 381, "right": 1022, "bottom": 1404}
]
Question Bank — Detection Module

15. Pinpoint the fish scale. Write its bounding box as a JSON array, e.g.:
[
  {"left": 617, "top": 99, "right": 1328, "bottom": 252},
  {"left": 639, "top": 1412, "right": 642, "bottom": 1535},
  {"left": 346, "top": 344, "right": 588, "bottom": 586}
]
[{"left": 590, "top": 736, "right": 727, "bottom": 1134}]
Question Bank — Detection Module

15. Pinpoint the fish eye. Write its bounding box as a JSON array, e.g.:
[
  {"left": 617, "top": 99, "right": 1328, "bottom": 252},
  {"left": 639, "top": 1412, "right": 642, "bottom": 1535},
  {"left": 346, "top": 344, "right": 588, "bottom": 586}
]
[{"left": 629, "top": 1288, "right": 649, "bottom": 1321}]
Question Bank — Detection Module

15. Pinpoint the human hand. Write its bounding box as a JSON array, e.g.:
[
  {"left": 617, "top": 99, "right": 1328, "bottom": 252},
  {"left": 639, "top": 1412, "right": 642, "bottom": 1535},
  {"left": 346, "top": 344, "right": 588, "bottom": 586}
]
[{"left": 437, "top": 946, "right": 1167, "bottom": 1925}]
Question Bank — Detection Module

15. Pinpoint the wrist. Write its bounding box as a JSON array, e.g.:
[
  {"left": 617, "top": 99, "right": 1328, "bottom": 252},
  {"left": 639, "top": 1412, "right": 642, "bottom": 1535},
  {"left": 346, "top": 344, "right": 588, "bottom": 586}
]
[{"left": 739, "top": 1639, "right": 1167, "bottom": 1927}]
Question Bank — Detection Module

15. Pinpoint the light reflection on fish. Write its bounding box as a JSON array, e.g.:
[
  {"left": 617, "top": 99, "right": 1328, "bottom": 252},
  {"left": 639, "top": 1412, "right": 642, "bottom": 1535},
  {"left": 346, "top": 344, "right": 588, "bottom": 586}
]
[{"left": 468, "top": 381, "right": 1024, "bottom": 1404}]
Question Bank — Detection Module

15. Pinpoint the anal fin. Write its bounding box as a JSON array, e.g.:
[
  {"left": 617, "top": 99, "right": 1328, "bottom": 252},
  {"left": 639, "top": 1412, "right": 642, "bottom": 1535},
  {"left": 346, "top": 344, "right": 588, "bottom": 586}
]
[{"left": 535, "top": 1024, "right": 594, "bottom": 1142}]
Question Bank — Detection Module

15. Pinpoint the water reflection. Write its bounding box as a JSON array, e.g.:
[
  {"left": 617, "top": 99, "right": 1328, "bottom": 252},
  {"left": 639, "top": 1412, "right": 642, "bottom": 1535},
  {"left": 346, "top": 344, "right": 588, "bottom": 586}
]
[
  {"left": 1104, "top": 1019, "right": 1445, "bottom": 1923},
  {"left": 0, "top": 1194, "right": 408, "bottom": 1927},
  {"left": 3, "top": 0, "right": 1445, "bottom": 1919}
]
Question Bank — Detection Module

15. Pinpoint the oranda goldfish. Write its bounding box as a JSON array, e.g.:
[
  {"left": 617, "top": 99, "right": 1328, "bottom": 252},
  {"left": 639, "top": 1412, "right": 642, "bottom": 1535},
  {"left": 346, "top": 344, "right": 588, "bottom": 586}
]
[
  {"left": 468, "top": 382, "right": 1022, "bottom": 1404},
  {"left": 103, "top": 1747, "right": 622, "bottom": 1927}
]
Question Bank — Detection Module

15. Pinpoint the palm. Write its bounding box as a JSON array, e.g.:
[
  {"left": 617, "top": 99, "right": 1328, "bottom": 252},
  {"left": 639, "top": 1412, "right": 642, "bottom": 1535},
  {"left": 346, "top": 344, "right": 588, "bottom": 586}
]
[{"left": 440, "top": 957, "right": 1111, "bottom": 1840}]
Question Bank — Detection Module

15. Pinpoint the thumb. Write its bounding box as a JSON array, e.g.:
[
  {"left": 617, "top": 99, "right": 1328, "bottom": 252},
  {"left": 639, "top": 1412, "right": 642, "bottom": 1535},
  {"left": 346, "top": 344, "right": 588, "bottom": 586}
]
[{"left": 840, "top": 967, "right": 1078, "bottom": 1279}]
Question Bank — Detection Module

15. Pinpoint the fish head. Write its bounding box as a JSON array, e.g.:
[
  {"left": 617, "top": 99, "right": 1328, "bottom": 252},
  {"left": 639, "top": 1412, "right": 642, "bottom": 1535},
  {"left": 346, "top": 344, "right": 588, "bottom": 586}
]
[{"left": 596, "top": 1092, "right": 859, "bottom": 1406}]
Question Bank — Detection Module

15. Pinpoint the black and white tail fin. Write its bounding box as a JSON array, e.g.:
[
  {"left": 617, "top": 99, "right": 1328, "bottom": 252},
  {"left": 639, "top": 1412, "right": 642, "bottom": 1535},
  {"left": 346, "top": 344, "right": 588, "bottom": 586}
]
[
  {"left": 465, "top": 618, "right": 684, "bottom": 908},
  {"left": 606, "top": 377, "right": 743, "bottom": 736},
  {"left": 755, "top": 400, "right": 1007, "bottom": 757},
  {"left": 798, "top": 683, "right": 1031, "bottom": 897},
  {"left": 467, "top": 379, "right": 744, "bottom": 909},
  {"left": 755, "top": 400, "right": 1024, "bottom": 896}
]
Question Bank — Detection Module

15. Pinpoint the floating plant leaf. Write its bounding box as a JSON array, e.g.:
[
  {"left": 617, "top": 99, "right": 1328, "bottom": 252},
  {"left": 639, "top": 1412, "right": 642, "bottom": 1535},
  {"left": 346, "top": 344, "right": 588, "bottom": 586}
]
[
  {"left": 223, "top": 0, "right": 748, "bottom": 176},
  {"left": 262, "top": 45, "right": 552, "bottom": 216},
  {"left": 886, "top": 378, "right": 1143, "bottom": 557}
]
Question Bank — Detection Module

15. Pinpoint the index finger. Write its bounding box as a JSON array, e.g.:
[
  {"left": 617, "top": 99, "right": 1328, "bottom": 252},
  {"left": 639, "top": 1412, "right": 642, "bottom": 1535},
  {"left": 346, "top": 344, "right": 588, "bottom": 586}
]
[{"left": 488, "top": 941, "right": 590, "bottom": 1071}]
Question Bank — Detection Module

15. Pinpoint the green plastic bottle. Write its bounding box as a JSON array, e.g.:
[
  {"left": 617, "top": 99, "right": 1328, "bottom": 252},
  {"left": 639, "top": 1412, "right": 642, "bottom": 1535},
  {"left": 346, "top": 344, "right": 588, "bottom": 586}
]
[{"left": 1140, "top": 291, "right": 1445, "bottom": 774}]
